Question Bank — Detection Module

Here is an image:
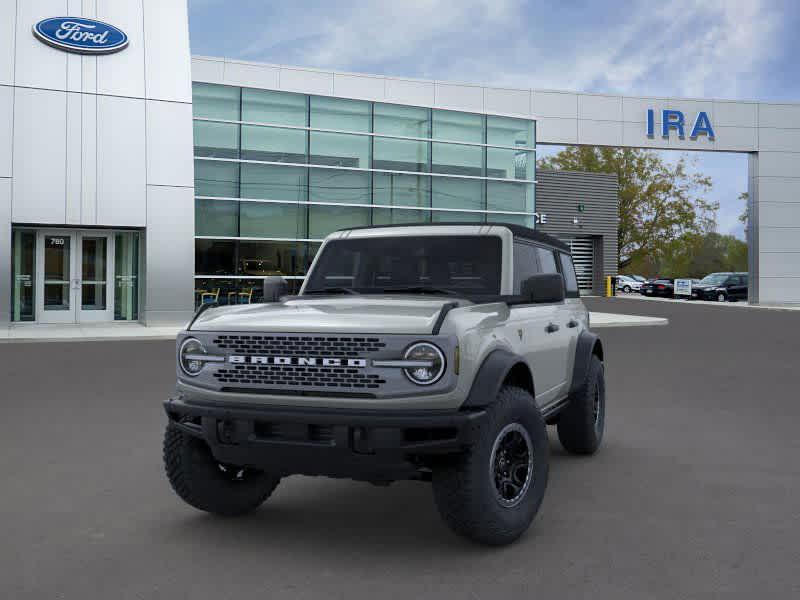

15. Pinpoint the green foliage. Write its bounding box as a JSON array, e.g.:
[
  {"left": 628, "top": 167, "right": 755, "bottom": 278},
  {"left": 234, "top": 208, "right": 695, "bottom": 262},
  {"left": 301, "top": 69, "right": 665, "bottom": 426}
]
[
  {"left": 538, "top": 146, "right": 718, "bottom": 269},
  {"left": 623, "top": 232, "right": 747, "bottom": 278}
]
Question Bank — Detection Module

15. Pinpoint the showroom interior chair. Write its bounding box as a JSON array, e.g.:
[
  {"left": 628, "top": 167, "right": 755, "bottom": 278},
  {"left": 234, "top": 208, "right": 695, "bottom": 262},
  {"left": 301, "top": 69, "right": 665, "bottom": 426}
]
[{"left": 200, "top": 288, "right": 220, "bottom": 304}]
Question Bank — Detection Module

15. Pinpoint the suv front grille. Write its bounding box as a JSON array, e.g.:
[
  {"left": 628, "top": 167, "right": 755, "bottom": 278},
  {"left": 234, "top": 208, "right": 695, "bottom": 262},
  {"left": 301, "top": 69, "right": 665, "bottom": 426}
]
[
  {"left": 213, "top": 364, "right": 387, "bottom": 389},
  {"left": 212, "top": 335, "right": 386, "bottom": 357}
]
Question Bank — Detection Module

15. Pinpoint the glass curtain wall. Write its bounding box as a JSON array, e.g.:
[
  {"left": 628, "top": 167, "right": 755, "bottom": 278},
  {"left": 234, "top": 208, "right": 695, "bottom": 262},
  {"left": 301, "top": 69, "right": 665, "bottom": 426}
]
[{"left": 192, "top": 82, "right": 536, "bottom": 304}]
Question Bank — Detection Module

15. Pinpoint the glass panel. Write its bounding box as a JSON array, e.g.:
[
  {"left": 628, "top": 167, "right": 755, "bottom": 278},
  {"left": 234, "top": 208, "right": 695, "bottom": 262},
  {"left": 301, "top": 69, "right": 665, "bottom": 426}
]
[
  {"left": 373, "top": 173, "right": 430, "bottom": 207},
  {"left": 242, "top": 88, "right": 307, "bottom": 126},
  {"left": 486, "top": 148, "right": 533, "bottom": 180},
  {"left": 44, "top": 235, "right": 71, "bottom": 311},
  {"left": 308, "top": 205, "right": 370, "bottom": 238},
  {"left": 241, "top": 125, "right": 306, "bottom": 163},
  {"left": 431, "top": 177, "right": 484, "bottom": 210},
  {"left": 486, "top": 116, "right": 534, "bottom": 148},
  {"left": 195, "top": 240, "right": 236, "bottom": 275},
  {"left": 487, "top": 181, "right": 533, "bottom": 212},
  {"left": 497, "top": 213, "right": 534, "bottom": 227},
  {"left": 373, "top": 208, "right": 430, "bottom": 226},
  {"left": 431, "top": 142, "right": 483, "bottom": 176},
  {"left": 309, "top": 168, "right": 370, "bottom": 204},
  {"left": 192, "top": 83, "right": 240, "bottom": 121},
  {"left": 114, "top": 232, "right": 139, "bottom": 320},
  {"left": 193, "top": 121, "right": 239, "bottom": 158},
  {"left": 196, "top": 199, "right": 238, "bottom": 237},
  {"left": 11, "top": 230, "right": 35, "bottom": 322},
  {"left": 240, "top": 164, "right": 307, "bottom": 201},
  {"left": 310, "top": 96, "right": 370, "bottom": 132},
  {"left": 239, "top": 201, "right": 307, "bottom": 239},
  {"left": 432, "top": 210, "right": 485, "bottom": 223},
  {"left": 374, "top": 103, "right": 429, "bottom": 137},
  {"left": 194, "top": 160, "right": 239, "bottom": 197},
  {"left": 238, "top": 241, "right": 300, "bottom": 277},
  {"left": 81, "top": 237, "right": 107, "bottom": 310},
  {"left": 310, "top": 131, "right": 369, "bottom": 168},
  {"left": 373, "top": 137, "right": 428, "bottom": 172},
  {"left": 432, "top": 110, "right": 484, "bottom": 143}
]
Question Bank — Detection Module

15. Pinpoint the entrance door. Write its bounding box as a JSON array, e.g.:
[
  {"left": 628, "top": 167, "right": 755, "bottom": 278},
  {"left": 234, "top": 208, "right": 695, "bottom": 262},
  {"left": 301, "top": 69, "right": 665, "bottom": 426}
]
[{"left": 36, "top": 231, "right": 114, "bottom": 323}]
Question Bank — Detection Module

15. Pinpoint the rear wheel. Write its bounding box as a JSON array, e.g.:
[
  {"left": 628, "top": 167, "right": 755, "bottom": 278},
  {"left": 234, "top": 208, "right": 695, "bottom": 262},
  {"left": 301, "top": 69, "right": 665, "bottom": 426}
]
[
  {"left": 163, "top": 424, "right": 280, "bottom": 516},
  {"left": 432, "top": 386, "right": 549, "bottom": 546},
  {"left": 557, "top": 355, "right": 605, "bottom": 454}
]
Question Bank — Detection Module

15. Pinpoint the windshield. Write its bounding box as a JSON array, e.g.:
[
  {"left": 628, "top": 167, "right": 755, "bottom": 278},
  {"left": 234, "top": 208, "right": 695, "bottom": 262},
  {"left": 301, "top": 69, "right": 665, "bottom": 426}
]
[
  {"left": 303, "top": 235, "right": 502, "bottom": 297},
  {"left": 699, "top": 273, "right": 728, "bottom": 285}
]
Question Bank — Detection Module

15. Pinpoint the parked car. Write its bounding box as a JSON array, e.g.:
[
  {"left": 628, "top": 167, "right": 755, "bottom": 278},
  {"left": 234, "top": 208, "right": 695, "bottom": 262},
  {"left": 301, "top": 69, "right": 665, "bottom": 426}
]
[
  {"left": 691, "top": 272, "right": 749, "bottom": 302},
  {"left": 616, "top": 274, "right": 643, "bottom": 293},
  {"left": 640, "top": 279, "right": 674, "bottom": 297},
  {"left": 630, "top": 275, "right": 647, "bottom": 283}
]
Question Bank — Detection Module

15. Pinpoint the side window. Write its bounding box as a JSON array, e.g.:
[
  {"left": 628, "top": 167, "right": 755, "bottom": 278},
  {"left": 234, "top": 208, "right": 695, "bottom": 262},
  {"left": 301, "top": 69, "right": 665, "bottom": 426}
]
[
  {"left": 558, "top": 253, "right": 579, "bottom": 295},
  {"left": 535, "top": 247, "right": 558, "bottom": 274},
  {"left": 513, "top": 242, "right": 540, "bottom": 293}
]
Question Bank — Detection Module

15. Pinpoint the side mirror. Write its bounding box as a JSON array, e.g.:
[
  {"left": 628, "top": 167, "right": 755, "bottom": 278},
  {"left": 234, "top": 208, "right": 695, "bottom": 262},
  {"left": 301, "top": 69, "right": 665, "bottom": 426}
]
[
  {"left": 521, "top": 273, "right": 565, "bottom": 304},
  {"left": 262, "top": 276, "right": 288, "bottom": 302}
]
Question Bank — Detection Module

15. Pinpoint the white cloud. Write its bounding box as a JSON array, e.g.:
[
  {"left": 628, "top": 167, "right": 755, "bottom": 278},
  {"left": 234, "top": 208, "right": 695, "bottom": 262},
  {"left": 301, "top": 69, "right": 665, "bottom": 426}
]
[{"left": 229, "top": 0, "right": 781, "bottom": 100}]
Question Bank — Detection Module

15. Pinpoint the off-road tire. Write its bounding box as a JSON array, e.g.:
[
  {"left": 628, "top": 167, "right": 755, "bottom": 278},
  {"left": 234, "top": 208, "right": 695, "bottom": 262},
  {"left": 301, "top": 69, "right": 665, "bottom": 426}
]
[
  {"left": 163, "top": 424, "right": 280, "bottom": 516},
  {"left": 557, "top": 355, "right": 605, "bottom": 454},
  {"left": 432, "top": 386, "right": 549, "bottom": 546}
]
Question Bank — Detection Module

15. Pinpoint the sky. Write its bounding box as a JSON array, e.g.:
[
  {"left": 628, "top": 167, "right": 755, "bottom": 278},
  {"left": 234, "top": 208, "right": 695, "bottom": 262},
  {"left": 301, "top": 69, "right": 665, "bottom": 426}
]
[{"left": 188, "top": 0, "right": 800, "bottom": 240}]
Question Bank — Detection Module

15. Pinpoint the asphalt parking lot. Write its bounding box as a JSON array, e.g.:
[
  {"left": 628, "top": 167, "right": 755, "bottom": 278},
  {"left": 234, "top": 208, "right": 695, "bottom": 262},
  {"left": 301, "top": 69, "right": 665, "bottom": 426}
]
[{"left": 1, "top": 298, "right": 799, "bottom": 599}]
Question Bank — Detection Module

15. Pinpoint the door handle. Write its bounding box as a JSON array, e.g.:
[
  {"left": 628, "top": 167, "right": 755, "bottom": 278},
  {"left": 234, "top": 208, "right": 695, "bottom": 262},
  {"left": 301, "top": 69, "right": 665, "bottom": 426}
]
[
  {"left": 545, "top": 322, "right": 559, "bottom": 333},
  {"left": 567, "top": 319, "right": 579, "bottom": 328}
]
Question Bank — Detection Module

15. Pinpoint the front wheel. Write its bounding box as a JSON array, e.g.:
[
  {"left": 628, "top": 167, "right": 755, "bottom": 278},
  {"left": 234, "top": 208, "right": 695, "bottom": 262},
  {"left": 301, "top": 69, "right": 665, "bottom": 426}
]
[
  {"left": 717, "top": 292, "right": 727, "bottom": 302},
  {"left": 432, "top": 386, "right": 549, "bottom": 546},
  {"left": 623, "top": 285, "right": 632, "bottom": 293},
  {"left": 163, "top": 424, "right": 280, "bottom": 516}
]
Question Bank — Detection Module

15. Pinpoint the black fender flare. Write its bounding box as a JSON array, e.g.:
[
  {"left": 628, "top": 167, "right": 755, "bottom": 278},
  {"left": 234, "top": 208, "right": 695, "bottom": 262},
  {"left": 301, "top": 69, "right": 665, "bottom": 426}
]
[
  {"left": 568, "top": 330, "right": 604, "bottom": 396},
  {"left": 461, "top": 349, "right": 534, "bottom": 408}
]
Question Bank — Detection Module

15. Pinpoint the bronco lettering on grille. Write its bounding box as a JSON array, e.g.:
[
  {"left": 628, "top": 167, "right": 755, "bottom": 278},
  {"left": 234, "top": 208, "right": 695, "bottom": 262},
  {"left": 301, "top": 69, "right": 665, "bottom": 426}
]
[{"left": 228, "top": 356, "right": 368, "bottom": 367}]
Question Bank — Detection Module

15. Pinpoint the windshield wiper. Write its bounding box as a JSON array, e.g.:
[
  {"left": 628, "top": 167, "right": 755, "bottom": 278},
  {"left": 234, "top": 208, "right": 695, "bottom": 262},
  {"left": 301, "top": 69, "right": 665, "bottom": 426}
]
[
  {"left": 304, "top": 287, "right": 360, "bottom": 295},
  {"left": 380, "top": 286, "right": 460, "bottom": 296}
]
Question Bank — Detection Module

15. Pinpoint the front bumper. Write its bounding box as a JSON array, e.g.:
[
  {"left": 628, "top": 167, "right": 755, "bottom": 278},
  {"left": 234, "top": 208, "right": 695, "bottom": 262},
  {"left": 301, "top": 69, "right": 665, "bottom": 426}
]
[{"left": 164, "top": 395, "right": 486, "bottom": 481}]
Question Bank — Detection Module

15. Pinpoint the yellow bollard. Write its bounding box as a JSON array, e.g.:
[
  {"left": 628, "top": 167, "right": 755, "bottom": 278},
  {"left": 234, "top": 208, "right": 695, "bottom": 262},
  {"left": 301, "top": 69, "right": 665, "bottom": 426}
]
[{"left": 606, "top": 276, "right": 613, "bottom": 297}]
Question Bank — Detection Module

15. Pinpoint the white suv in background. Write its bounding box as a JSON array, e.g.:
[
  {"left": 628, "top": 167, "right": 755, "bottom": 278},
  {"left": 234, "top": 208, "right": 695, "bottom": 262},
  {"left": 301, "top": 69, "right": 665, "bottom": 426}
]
[{"left": 616, "top": 275, "right": 643, "bottom": 293}]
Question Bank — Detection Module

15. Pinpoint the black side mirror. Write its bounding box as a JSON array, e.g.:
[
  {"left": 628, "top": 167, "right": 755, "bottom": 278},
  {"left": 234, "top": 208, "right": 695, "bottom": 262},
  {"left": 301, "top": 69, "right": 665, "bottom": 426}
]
[
  {"left": 521, "top": 273, "right": 565, "bottom": 303},
  {"left": 262, "top": 276, "right": 288, "bottom": 302}
]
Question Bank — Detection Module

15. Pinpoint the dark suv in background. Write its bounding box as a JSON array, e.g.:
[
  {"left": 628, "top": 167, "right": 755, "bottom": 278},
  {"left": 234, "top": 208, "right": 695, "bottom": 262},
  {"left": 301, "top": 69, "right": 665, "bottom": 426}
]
[
  {"left": 691, "top": 272, "right": 749, "bottom": 302},
  {"left": 640, "top": 278, "right": 675, "bottom": 298}
]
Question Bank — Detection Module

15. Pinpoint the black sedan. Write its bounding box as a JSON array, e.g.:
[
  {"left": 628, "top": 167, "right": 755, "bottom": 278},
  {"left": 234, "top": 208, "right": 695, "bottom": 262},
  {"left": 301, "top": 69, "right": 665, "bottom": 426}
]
[{"left": 640, "top": 279, "right": 674, "bottom": 298}]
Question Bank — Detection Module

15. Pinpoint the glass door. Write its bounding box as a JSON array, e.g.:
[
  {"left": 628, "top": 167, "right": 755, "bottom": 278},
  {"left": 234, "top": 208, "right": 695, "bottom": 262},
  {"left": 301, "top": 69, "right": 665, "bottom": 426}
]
[
  {"left": 35, "top": 230, "right": 115, "bottom": 323},
  {"left": 36, "top": 231, "right": 77, "bottom": 323},
  {"left": 78, "top": 232, "right": 114, "bottom": 322}
]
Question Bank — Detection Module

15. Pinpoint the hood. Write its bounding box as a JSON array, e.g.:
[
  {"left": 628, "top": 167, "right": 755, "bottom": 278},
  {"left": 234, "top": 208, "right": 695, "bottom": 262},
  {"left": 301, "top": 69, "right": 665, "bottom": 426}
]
[{"left": 189, "top": 295, "right": 463, "bottom": 334}]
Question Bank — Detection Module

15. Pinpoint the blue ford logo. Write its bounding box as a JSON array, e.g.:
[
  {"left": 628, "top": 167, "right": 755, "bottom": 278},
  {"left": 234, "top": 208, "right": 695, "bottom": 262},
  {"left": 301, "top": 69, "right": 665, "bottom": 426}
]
[{"left": 32, "top": 17, "right": 128, "bottom": 54}]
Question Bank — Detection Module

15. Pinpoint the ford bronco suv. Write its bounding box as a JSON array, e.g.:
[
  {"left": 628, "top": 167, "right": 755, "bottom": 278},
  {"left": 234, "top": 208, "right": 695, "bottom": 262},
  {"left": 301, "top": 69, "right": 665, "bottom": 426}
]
[{"left": 163, "top": 223, "right": 605, "bottom": 545}]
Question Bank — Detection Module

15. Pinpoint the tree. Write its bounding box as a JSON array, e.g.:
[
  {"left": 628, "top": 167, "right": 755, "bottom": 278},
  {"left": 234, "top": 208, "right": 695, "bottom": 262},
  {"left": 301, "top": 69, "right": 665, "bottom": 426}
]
[{"left": 538, "top": 146, "right": 718, "bottom": 271}]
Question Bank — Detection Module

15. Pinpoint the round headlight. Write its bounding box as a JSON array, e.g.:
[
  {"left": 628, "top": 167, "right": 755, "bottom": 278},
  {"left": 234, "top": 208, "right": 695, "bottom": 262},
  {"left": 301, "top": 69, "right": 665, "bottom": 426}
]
[
  {"left": 179, "top": 337, "right": 207, "bottom": 376},
  {"left": 403, "top": 342, "right": 446, "bottom": 385}
]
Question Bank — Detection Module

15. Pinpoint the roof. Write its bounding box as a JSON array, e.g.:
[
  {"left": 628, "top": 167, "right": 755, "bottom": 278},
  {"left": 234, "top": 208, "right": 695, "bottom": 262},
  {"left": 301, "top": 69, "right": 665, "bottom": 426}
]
[{"left": 333, "top": 222, "right": 570, "bottom": 253}]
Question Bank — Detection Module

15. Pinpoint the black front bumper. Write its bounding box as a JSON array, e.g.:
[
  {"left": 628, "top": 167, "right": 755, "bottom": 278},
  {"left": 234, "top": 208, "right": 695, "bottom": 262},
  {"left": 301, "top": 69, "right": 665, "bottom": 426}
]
[{"left": 164, "top": 396, "right": 486, "bottom": 481}]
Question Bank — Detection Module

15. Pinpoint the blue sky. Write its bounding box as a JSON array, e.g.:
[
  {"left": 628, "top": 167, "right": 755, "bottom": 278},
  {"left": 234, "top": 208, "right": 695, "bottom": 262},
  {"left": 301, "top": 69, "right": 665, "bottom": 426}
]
[{"left": 188, "top": 0, "right": 800, "bottom": 239}]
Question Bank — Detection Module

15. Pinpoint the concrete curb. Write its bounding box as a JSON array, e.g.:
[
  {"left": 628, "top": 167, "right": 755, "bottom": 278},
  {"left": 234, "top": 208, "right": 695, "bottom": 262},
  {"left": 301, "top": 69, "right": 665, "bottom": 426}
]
[{"left": 589, "top": 312, "right": 669, "bottom": 328}]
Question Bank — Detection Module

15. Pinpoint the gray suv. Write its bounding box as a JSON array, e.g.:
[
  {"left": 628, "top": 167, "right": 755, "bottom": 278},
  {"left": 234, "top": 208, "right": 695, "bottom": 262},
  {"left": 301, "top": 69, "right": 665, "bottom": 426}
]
[{"left": 163, "top": 223, "right": 606, "bottom": 545}]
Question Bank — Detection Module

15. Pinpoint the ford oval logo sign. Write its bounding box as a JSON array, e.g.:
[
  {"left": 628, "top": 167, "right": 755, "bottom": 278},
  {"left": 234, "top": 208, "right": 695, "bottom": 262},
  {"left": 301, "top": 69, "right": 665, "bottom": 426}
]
[{"left": 32, "top": 17, "right": 128, "bottom": 55}]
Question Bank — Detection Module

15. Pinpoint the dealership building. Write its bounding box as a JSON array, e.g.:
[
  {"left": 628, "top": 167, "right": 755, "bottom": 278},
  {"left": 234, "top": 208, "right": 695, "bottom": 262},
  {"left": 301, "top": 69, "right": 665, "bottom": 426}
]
[{"left": 2, "top": 1, "right": 800, "bottom": 327}]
